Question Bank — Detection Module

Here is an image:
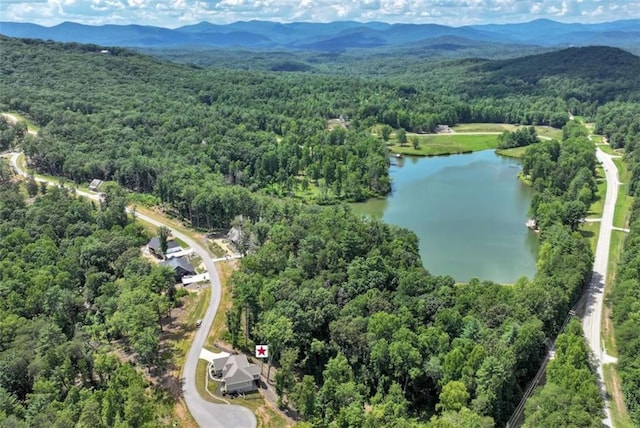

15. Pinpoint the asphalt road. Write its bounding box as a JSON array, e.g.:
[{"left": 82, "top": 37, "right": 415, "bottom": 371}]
[
  {"left": 8, "top": 152, "right": 256, "bottom": 428},
  {"left": 582, "top": 148, "right": 617, "bottom": 428}
]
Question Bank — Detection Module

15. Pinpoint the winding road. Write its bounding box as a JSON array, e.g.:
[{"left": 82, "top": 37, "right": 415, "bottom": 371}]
[
  {"left": 582, "top": 147, "right": 618, "bottom": 428},
  {"left": 6, "top": 150, "right": 256, "bottom": 428}
]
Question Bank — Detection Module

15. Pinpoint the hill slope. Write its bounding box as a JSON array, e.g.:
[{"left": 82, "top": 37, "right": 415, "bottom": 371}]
[{"left": 1, "top": 19, "right": 639, "bottom": 52}]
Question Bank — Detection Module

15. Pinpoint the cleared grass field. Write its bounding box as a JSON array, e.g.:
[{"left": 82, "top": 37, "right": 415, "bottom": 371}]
[
  {"left": 495, "top": 146, "right": 529, "bottom": 159},
  {"left": 389, "top": 133, "right": 499, "bottom": 156},
  {"left": 587, "top": 178, "right": 607, "bottom": 219},
  {"left": 580, "top": 221, "right": 600, "bottom": 254},
  {"left": 614, "top": 158, "right": 631, "bottom": 184},
  {"left": 451, "top": 123, "right": 514, "bottom": 132},
  {"left": 4, "top": 111, "right": 40, "bottom": 132},
  {"left": 451, "top": 122, "right": 563, "bottom": 140},
  {"left": 614, "top": 185, "right": 633, "bottom": 229}
]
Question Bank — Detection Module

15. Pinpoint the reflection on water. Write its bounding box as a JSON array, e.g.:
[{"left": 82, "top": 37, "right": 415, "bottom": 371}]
[{"left": 352, "top": 150, "right": 538, "bottom": 283}]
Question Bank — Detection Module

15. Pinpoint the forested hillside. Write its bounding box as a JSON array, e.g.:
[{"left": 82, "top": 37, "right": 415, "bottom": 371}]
[
  {"left": 0, "top": 174, "right": 177, "bottom": 426},
  {"left": 1, "top": 35, "right": 636, "bottom": 426},
  {"left": 226, "top": 123, "right": 599, "bottom": 426},
  {"left": 2, "top": 37, "right": 639, "bottom": 225}
]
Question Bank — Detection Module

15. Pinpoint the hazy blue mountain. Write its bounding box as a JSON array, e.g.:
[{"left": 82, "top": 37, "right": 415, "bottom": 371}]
[{"left": 1, "top": 19, "right": 638, "bottom": 51}]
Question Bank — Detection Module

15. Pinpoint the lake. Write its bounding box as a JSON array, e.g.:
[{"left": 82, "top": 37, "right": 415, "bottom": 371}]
[{"left": 352, "top": 150, "right": 538, "bottom": 283}]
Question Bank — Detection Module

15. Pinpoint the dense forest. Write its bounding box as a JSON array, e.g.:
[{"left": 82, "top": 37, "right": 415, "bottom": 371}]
[
  {"left": 2, "top": 37, "right": 639, "bottom": 220},
  {"left": 226, "top": 122, "right": 600, "bottom": 426},
  {"left": 0, "top": 172, "right": 178, "bottom": 426},
  {"left": 2, "top": 34, "right": 638, "bottom": 426},
  {"left": 523, "top": 319, "right": 603, "bottom": 427}
]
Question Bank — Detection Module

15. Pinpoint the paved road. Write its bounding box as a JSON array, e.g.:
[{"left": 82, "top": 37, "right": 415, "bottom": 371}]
[
  {"left": 582, "top": 148, "right": 617, "bottom": 428},
  {"left": 8, "top": 152, "right": 256, "bottom": 428}
]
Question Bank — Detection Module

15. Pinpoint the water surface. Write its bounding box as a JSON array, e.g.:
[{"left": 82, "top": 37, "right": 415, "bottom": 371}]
[{"left": 353, "top": 150, "right": 538, "bottom": 283}]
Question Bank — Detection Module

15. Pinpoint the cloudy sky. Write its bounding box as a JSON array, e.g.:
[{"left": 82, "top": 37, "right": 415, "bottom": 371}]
[{"left": 1, "top": 0, "right": 639, "bottom": 27}]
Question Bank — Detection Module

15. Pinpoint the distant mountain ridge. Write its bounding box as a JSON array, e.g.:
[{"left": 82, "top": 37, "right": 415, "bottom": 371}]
[{"left": 1, "top": 19, "right": 639, "bottom": 52}]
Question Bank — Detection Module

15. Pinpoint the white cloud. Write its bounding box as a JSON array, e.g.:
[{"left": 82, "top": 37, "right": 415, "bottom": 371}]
[{"left": 0, "top": 0, "right": 638, "bottom": 26}]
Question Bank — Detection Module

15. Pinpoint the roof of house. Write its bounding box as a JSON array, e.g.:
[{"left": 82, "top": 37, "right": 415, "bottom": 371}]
[
  {"left": 89, "top": 179, "right": 103, "bottom": 188},
  {"left": 200, "top": 349, "right": 230, "bottom": 365},
  {"left": 162, "top": 256, "right": 195, "bottom": 274},
  {"left": 227, "top": 226, "right": 243, "bottom": 244},
  {"left": 148, "top": 237, "right": 180, "bottom": 253},
  {"left": 222, "top": 355, "right": 260, "bottom": 386}
]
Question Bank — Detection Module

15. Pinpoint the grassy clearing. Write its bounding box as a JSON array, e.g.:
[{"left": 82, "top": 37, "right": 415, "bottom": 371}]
[
  {"left": 4, "top": 111, "right": 40, "bottom": 132},
  {"left": 587, "top": 179, "right": 607, "bottom": 219},
  {"left": 613, "top": 186, "right": 633, "bottom": 229},
  {"left": 614, "top": 158, "right": 631, "bottom": 184},
  {"left": 449, "top": 122, "right": 562, "bottom": 139},
  {"left": 580, "top": 221, "right": 600, "bottom": 254},
  {"left": 604, "top": 230, "right": 627, "bottom": 358},
  {"left": 598, "top": 144, "right": 617, "bottom": 155},
  {"left": 495, "top": 146, "right": 529, "bottom": 159},
  {"left": 451, "top": 123, "right": 514, "bottom": 132},
  {"left": 590, "top": 134, "right": 604, "bottom": 143},
  {"left": 603, "top": 364, "right": 635, "bottom": 428},
  {"left": 205, "top": 262, "right": 234, "bottom": 349},
  {"left": 388, "top": 134, "right": 499, "bottom": 156}
]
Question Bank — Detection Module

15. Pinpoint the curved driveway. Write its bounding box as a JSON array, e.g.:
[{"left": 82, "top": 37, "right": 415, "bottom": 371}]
[{"left": 8, "top": 152, "right": 256, "bottom": 428}]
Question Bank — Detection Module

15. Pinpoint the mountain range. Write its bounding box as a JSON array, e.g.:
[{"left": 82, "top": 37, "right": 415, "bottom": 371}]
[{"left": 1, "top": 19, "right": 639, "bottom": 52}]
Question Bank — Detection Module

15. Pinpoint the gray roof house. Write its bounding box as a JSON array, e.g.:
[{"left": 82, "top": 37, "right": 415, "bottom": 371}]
[
  {"left": 212, "top": 354, "right": 260, "bottom": 395},
  {"left": 161, "top": 256, "right": 196, "bottom": 282},
  {"left": 148, "top": 237, "right": 181, "bottom": 258},
  {"left": 89, "top": 179, "right": 103, "bottom": 191}
]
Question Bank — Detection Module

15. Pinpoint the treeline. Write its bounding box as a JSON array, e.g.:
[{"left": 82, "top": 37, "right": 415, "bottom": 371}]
[
  {"left": 0, "top": 116, "right": 27, "bottom": 151},
  {"left": 223, "top": 122, "right": 596, "bottom": 426},
  {"left": 523, "top": 319, "right": 603, "bottom": 427},
  {"left": 5, "top": 39, "right": 636, "bottom": 220},
  {"left": 524, "top": 121, "right": 597, "bottom": 231},
  {"left": 0, "top": 180, "right": 178, "bottom": 426},
  {"left": 497, "top": 126, "right": 538, "bottom": 149},
  {"left": 595, "top": 102, "right": 640, "bottom": 149},
  {"left": 607, "top": 111, "right": 640, "bottom": 425}
]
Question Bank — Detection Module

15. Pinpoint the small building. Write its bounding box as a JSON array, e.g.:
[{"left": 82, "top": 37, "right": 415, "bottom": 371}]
[
  {"left": 89, "top": 179, "right": 103, "bottom": 191},
  {"left": 227, "top": 226, "right": 243, "bottom": 246},
  {"left": 147, "top": 237, "right": 181, "bottom": 258},
  {"left": 215, "top": 354, "right": 260, "bottom": 395},
  {"left": 162, "top": 256, "right": 196, "bottom": 282}
]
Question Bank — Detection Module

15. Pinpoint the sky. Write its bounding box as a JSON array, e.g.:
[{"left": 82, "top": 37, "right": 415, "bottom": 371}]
[{"left": 1, "top": 0, "right": 639, "bottom": 27}]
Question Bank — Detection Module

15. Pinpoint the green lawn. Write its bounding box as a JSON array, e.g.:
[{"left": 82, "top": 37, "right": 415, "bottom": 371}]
[
  {"left": 580, "top": 221, "right": 600, "bottom": 254},
  {"left": 5, "top": 111, "right": 40, "bottom": 132},
  {"left": 449, "top": 122, "right": 563, "bottom": 140},
  {"left": 614, "top": 186, "right": 633, "bottom": 229},
  {"left": 598, "top": 144, "right": 617, "bottom": 155},
  {"left": 495, "top": 146, "right": 529, "bottom": 159},
  {"left": 590, "top": 134, "right": 603, "bottom": 143},
  {"left": 587, "top": 179, "right": 607, "bottom": 218},
  {"left": 614, "top": 158, "right": 631, "bottom": 184},
  {"left": 389, "top": 134, "right": 499, "bottom": 156},
  {"left": 603, "top": 364, "right": 635, "bottom": 428},
  {"left": 451, "top": 123, "right": 514, "bottom": 132}
]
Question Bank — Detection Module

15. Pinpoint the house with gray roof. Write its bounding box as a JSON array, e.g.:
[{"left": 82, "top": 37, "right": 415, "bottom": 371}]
[
  {"left": 147, "top": 236, "right": 181, "bottom": 258},
  {"left": 161, "top": 256, "right": 196, "bottom": 282},
  {"left": 213, "top": 354, "right": 260, "bottom": 395}
]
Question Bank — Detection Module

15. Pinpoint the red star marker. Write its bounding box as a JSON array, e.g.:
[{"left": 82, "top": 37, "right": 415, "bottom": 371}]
[{"left": 255, "top": 345, "right": 268, "bottom": 358}]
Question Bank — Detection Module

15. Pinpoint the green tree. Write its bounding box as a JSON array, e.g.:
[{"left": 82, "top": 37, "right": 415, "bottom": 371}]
[
  {"left": 26, "top": 177, "right": 38, "bottom": 197},
  {"left": 380, "top": 125, "right": 393, "bottom": 142},
  {"left": 397, "top": 129, "right": 408, "bottom": 146},
  {"left": 437, "top": 381, "right": 470, "bottom": 412},
  {"left": 157, "top": 225, "right": 170, "bottom": 259}
]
